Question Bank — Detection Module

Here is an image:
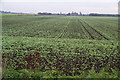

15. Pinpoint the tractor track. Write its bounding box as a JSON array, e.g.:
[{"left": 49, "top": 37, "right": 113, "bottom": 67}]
[
  {"left": 77, "top": 19, "right": 89, "bottom": 39},
  {"left": 79, "top": 19, "right": 109, "bottom": 40},
  {"left": 58, "top": 20, "right": 70, "bottom": 38},
  {"left": 78, "top": 19, "right": 95, "bottom": 39}
]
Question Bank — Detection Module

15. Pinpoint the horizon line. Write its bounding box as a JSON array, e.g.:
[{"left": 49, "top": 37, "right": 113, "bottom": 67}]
[{"left": 0, "top": 10, "right": 119, "bottom": 14}]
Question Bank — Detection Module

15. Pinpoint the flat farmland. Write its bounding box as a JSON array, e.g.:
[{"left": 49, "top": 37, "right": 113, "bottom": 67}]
[
  {"left": 3, "top": 15, "right": 118, "bottom": 40},
  {"left": 2, "top": 15, "right": 119, "bottom": 78}
]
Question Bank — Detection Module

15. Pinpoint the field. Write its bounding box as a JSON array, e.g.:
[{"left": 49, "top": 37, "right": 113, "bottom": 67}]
[{"left": 2, "top": 14, "right": 119, "bottom": 79}]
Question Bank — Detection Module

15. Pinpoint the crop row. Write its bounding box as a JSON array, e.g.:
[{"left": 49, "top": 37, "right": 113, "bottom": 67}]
[
  {"left": 2, "top": 36, "right": 119, "bottom": 77},
  {"left": 80, "top": 17, "right": 118, "bottom": 40},
  {"left": 2, "top": 16, "right": 118, "bottom": 40}
]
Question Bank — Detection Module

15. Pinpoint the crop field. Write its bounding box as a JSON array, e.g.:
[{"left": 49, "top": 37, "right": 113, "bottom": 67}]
[{"left": 2, "top": 14, "right": 119, "bottom": 79}]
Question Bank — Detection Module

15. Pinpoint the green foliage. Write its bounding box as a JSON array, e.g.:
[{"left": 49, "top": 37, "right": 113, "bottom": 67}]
[
  {"left": 3, "top": 69, "right": 22, "bottom": 78},
  {"left": 2, "top": 16, "right": 118, "bottom": 40},
  {"left": 2, "top": 15, "right": 119, "bottom": 78},
  {"left": 2, "top": 36, "right": 119, "bottom": 78}
]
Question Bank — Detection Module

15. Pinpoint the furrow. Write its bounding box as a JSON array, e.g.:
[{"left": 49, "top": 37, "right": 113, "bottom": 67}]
[
  {"left": 78, "top": 19, "right": 95, "bottom": 39},
  {"left": 81, "top": 19, "right": 109, "bottom": 40}
]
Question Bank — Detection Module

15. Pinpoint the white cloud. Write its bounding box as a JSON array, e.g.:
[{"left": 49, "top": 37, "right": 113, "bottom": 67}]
[{"left": 2, "top": 2, "right": 118, "bottom": 14}]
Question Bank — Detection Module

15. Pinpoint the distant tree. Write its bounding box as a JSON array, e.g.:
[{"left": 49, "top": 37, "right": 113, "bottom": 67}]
[
  {"left": 89, "top": 13, "right": 118, "bottom": 17},
  {"left": 79, "top": 12, "right": 82, "bottom": 16},
  {"left": 67, "top": 13, "right": 71, "bottom": 16}
]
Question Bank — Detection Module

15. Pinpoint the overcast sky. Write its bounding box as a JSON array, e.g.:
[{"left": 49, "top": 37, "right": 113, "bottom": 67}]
[{"left": 1, "top": 0, "right": 119, "bottom": 14}]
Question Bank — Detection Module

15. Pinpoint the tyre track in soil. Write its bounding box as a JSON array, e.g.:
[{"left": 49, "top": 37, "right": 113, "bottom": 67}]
[
  {"left": 77, "top": 19, "right": 89, "bottom": 39},
  {"left": 58, "top": 20, "right": 70, "bottom": 38},
  {"left": 75, "top": 19, "right": 87, "bottom": 39},
  {"left": 79, "top": 19, "right": 109, "bottom": 40},
  {"left": 65, "top": 19, "right": 85, "bottom": 39},
  {"left": 78, "top": 19, "right": 95, "bottom": 39}
]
